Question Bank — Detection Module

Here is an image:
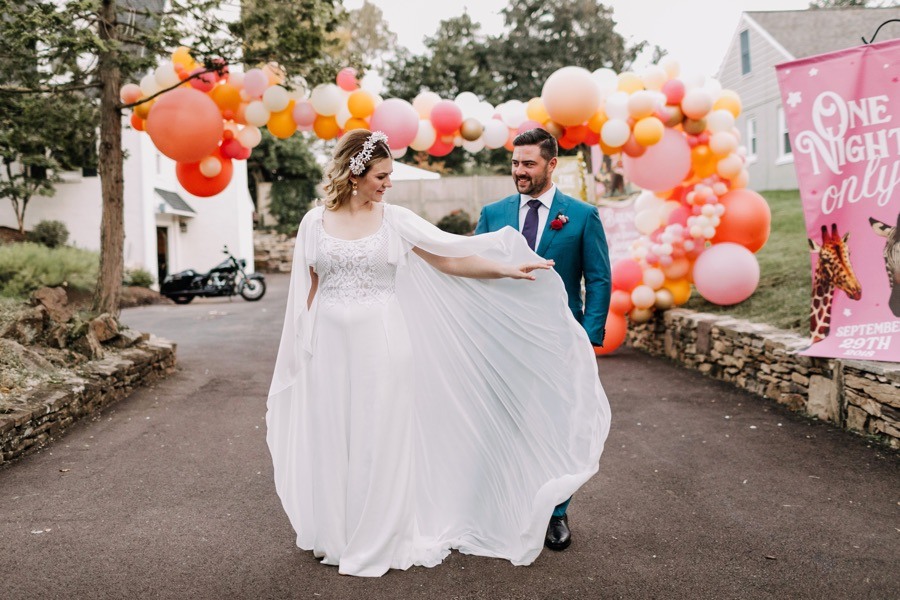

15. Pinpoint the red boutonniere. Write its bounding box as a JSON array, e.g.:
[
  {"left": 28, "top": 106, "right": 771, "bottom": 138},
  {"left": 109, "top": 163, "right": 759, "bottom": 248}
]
[{"left": 550, "top": 213, "right": 569, "bottom": 230}]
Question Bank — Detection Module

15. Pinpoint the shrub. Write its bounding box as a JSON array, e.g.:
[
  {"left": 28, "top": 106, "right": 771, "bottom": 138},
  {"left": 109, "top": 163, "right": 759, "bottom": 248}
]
[
  {"left": 124, "top": 268, "right": 155, "bottom": 288},
  {"left": 0, "top": 242, "right": 98, "bottom": 298},
  {"left": 436, "top": 210, "right": 474, "bottom": 235},
  {"left": 29, "top": 220, "right": 69, "bottom": 248}
]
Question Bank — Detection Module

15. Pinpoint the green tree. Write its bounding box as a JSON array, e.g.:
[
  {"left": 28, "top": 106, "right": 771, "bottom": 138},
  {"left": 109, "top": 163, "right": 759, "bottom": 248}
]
[
  {"left": 247, "top": 131, "right": 322, "bottom": 234},
  {"left": 490, "top": 0, "right": 645, "bottom": 101},
  {"left": 808, "top": 0, "right": 877, "bottom": 7},
  {"left": 335, "top": 0, "right": 399, "bottom": 71},
  {"left": 0, "top": 0, "right": 342, "bottom": 314}
]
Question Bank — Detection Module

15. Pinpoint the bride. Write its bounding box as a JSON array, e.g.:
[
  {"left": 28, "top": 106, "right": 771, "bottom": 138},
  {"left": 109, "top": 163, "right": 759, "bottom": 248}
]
[{"left": 266, "top": 129, "right": 611, "bottom": 577}]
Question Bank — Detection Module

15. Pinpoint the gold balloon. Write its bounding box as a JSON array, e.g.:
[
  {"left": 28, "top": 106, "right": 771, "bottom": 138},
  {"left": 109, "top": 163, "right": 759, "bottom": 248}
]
[
  {"left": 629, "top": 307, "right": 654, "bottom": 324},
  {"left": 544, "top": 121, "right": 565, "bottom": 139},
  {"left": 683, "top": 118, "right": 707, "bottom": 135},
  {"left": 460, "top": 118, "right": 484, "bottom": 141},
  {"left": 654, "top": 289, "right": 675, "bottom": 311}
]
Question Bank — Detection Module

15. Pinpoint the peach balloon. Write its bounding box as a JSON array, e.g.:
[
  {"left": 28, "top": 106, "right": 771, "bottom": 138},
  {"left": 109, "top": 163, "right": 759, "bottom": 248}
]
[
  {"left": 713, "top": 90, "right": 742, "bottom": 117},
  {"left": 631, "top": 284, "right": 656, "bottom": 310},
  {"left": 146, "top": 88, "right": 223, "bottom": 163},
  {"left": 609, "top": 289, "right": 634, "bottom": 315},
  {"left": 541, "top": 66, "right": 601, "bottom": 126},
  {"left": 612, "top": 258, "right": 644, "bottom": 292},
  {"left": 526, "top": 97, "right": 551, "bottom": 124},
  {"left": 711, "top": 189, "right": 771, "bottom": 252}
]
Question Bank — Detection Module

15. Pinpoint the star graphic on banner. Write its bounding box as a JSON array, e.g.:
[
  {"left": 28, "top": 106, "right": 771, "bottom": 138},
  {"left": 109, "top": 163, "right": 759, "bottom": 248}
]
[
  {"left": 809, "top": 67, "right": 819, "bottom": 76},
  {"left": 843, "top": 308, "right": 853, "bottom": 317},
  {"left": 787, "top": 91, "right": 802, "bottom": 108},
  {"left": 885, "top": 63, "right": 891, "bottom": 69}
]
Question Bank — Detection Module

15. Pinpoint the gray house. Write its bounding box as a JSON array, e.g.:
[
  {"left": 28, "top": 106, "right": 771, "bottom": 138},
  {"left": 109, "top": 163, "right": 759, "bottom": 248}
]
[{"left": 717, "top": 7, "right": 900, "bottom": 191}]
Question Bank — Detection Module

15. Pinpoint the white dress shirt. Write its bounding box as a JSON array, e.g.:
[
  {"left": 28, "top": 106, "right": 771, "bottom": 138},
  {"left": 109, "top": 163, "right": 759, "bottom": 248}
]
[{"left": 518, "top": 184, "right": 557, "bottom": 250}]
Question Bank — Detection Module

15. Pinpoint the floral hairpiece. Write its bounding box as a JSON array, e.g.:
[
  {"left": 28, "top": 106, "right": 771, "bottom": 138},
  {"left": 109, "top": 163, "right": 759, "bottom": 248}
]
[{"left": 349, "top": 131, "right": 389, "bottom": 176}]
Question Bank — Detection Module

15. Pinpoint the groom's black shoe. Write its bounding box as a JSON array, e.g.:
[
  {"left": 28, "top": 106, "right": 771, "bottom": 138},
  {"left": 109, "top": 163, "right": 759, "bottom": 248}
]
[{"left": 545, "top": 514, "right": 571, "bottom": 551}]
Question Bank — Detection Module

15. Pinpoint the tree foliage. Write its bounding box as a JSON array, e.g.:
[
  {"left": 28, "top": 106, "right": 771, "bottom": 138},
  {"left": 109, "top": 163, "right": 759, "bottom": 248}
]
[{"left": 808, "top": 0, "right": 893, "bottom": 7}]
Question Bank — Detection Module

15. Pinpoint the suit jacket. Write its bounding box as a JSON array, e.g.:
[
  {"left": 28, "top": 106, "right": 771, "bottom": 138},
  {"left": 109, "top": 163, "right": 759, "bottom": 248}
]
[{"left": 475, "top": 188, "right": 611, "bottom": 345}]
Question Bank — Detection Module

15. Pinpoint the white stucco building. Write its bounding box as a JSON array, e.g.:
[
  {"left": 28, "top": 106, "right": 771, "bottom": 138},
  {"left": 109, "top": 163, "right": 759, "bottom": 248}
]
[{"left": 0, "top": 124, "right": 256, "bottom": 285}]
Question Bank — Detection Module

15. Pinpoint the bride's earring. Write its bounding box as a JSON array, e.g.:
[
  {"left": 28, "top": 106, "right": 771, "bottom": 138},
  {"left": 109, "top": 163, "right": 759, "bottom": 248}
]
[{"left": 351, "top": 181, "right": 358, "bottom": 196}]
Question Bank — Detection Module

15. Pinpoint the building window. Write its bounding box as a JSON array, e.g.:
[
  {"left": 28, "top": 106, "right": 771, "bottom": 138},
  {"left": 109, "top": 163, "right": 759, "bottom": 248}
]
[
  {"left": 740, "top": 30, "right": 751, "bottom": 75},
  {"left": 747, "top": 117, "right": 758, "bottom": 160},
  {"left": 777, "top": 107, "right": 793, "bottom": 163}
]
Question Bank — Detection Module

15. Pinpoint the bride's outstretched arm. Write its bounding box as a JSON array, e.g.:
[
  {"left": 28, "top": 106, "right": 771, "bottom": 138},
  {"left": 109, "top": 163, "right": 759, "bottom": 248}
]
[{"left": 412, "top": 247, "right": 553, "bottom": 281}]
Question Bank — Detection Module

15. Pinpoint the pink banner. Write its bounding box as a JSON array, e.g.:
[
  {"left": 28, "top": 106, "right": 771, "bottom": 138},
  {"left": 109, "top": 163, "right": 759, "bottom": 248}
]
[{"left": 777, "top": 39, "right": 900, "bottom": 362}]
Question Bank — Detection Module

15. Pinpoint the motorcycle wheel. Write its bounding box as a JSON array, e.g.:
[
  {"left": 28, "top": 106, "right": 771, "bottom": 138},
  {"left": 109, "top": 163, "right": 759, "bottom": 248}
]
[
  {"left": 171, "top": 295, "right": 194, "bottom": 305},
  {"left": 240, "top": 278, "right": 266, "bottom": 301}
]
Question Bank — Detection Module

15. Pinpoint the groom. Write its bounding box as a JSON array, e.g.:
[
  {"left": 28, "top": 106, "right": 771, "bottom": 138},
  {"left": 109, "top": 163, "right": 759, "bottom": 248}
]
[{"left": 474, "top": 127, "right": 611, "bottom": 551}]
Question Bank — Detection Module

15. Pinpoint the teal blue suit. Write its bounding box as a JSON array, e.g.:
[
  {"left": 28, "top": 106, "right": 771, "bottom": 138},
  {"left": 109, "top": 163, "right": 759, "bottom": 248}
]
[
  {"left": 475, "top": 188, "right": 611, "bottom": 519},
  {"left": 475, "top": 188, "right": 611, "bottom": 346}
]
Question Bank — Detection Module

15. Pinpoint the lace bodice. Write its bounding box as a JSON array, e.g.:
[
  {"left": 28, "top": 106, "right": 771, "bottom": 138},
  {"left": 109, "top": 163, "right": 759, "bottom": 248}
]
[{"left": 314, "top": 220, "right": 397, "bottom": 307}]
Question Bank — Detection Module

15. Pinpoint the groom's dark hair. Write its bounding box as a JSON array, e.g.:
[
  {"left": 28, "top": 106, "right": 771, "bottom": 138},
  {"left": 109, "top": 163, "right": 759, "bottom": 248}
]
[{"left": 513, "top": 128, "right": 558, "bottom": 162}]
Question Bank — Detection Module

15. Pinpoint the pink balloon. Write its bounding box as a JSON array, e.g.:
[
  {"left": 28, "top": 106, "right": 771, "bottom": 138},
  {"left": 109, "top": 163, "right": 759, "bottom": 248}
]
[
  {"left": 517, "top": 119, "right": 543, "bottom": 135},
  {"left": 622, "top": 128, "right": 691, "bottom": 192},
  {"left": 693, "top": 242, "right": 760, "bottom": 306},
  {"left": 662, "top": 79, "right": 685, "bottom": 105},
  {"left": 243, "top": 69, "right": 268, "bottom": 99},
  {"left": 430, "top": 100, "right": 463, "bottom": 135},
  {"left": 370, "top": 98, "right": 419, "bottom": 149},
  {"left": 336, "top": 67, "right": 358, "bottom": 91},
  {"left": 611, "top": 259, "right": 643, "bottom": 292},
  {"left": 292, "top": 101, "right": 317, "bottom": 127},
  {"left": 188, "top": 68, "right": 216, "bottom": 93},
  {"left": 667, "top": 205, "right": 690, "bottom": 227}
]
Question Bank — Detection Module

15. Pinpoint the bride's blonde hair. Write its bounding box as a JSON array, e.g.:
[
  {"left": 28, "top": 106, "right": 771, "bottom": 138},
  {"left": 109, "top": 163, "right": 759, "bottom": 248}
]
[{"left": 322, "top": 130, "right": 391, "bottom": 210}]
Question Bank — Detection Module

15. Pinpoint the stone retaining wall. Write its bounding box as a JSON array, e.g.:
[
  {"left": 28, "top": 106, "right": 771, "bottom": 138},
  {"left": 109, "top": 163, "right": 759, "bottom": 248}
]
[
  {"left": 627, "top": 309, "right": 900, "bottom": 449},
  {"left": 254, "top": 232, "right": 295, "bottom": 274},
  {"left": 0, "top": 337, "right": 176, "bottom": 466}
]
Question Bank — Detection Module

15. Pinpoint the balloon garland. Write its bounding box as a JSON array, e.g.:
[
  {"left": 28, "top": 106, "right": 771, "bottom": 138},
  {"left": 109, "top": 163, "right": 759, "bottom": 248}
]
[{"left": 123, "top": 48, "right": 772, "bottom": 354}]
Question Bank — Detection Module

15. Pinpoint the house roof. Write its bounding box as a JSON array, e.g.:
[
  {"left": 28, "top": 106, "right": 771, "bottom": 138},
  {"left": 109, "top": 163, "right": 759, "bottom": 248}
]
[
  {"left": 747, "top": 7, "right": 900, "bottom": 60},
  {"left": 155, "top": 188, "right": 196, "bottom": 217}
]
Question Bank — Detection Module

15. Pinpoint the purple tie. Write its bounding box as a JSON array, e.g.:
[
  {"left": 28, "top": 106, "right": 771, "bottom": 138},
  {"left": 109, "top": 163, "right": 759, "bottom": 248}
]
[{"left": 522, "top": 199, "right": 542, "bottom": 250}]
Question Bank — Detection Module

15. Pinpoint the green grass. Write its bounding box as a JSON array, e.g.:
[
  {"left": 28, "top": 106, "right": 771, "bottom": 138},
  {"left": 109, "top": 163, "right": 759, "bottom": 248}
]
[
  {"left": 0, "top": 242, "right": 99, "bottom": 299},
  {"left": 683, "top": 189, "right": 811, "bottom": 333}
]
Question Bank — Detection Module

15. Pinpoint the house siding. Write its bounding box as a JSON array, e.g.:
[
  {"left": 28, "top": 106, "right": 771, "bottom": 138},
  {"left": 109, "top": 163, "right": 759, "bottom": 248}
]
[{"left": 719, "top": 15, "right": 798, "bottom": 191}]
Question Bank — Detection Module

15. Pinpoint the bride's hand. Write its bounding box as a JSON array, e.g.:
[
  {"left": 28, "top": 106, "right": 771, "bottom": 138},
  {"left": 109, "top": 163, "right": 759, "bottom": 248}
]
[{"left": 507, "top": 259, "right": 555, "bottom": 281}]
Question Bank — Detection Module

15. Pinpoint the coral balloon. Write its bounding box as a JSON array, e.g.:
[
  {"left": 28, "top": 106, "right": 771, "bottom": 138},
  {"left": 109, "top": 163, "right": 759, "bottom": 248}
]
[
  {"left": 188, "top": 68, "right": 216, "bottom": 93},
  {"left": 176, "top": 156, "right": 233, "bottom": 197},
  {"left": 428, "top": 137, "right": 454, "bottom": 157},
  {"left": 430, "top": 100, "right": 464, "bottom": 135},
  {"left": 146, "top": 88, "right": 223, "bottom": 163},
  {"left": 130, "top": 113, "right": 145, "bottom": 131},
  {"left": 594, "top": 312, "right": 627, "bottom": 356},
  {"left": 693, "top": 242, "right": 760, "bottom": 305},
  {"left": 348, "top": 90, "right": 376, "bottom": 119},
  {"left": 610, "top": 289, "right": 634, "bottom": 315},
  {"left": 370, "top": 98, "right": 419, "bottom": 148},
  {"left": 622, "top": 128, "right": 691, "bottom": 192},
  {"left": 612, "top": 258, "right": 643, "bottom": 292},
  {"left": 711, "top": 189, "right": 771, "bottom": 252},
  {"left": 541, "top": 66, "right": 601, "bottom": 126},
  {"left": 662, "top": 79, "right": 685, "bottom": 105}
]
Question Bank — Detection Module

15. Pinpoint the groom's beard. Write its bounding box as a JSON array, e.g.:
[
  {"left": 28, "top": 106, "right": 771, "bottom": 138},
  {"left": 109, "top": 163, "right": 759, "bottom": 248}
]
[{"left": 514, "top": 169, "right": 549, "bottom": 197}]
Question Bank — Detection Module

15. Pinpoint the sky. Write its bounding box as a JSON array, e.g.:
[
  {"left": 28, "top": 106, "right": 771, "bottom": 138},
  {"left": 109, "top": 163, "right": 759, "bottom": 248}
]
[{"left": 343, "top": 0, "right": 813, "bottom": 78}]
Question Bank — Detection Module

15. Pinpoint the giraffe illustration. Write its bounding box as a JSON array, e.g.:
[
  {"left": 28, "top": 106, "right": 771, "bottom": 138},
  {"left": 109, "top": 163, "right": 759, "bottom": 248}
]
[
  {"left": 869, "top": 213, "right": 900, "bottom": 317},
  {"left": 808, "top": 223, "right": 862, "bottom": 343}
]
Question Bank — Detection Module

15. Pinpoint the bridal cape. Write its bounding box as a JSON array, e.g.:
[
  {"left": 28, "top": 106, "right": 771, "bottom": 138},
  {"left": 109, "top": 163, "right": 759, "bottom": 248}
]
[{"left": 267, "top": 203, "right": 611, "bottom": 575}]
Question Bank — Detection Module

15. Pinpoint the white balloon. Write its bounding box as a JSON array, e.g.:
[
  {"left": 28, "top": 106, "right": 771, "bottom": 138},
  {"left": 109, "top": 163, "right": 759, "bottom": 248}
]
[
  {"left": 706, "top": 109, "right": 735, "bottom": 133},
  {"left": 500, "top": 100, "right": 528, "bottom": 129},
  {"left": 455, "top": 91, "right": 480, "bottom": 117},
  {"left": 635, "top": 190, "right": 664, "bottom": 213},
  {"left": 600, "top": 119, "right": 630, "bottom": 147},
  {"left": 462, "top": 138, "right": 485, "bottom": 153},
  {"left": 704, "top": 77, "right": 723, "bottom": 96},
  {"left": 410, "top": 119, "right": 437, "bottom": 151},
  {"left": 603, "top": 91, "right": 630, "bottom": 120},
  {"left": 473, "top": 101, "right": 496, "bottom": 124},
  {"left": 139, "top": 73, "right": 161, "bottom": 97},
  {"left": 199, "top": 156, "right": 222, "bottom": 178},
  {"left": 228, "top": 71, "right": 245, "bottom": 90},
  {"left": 640, "top": 65, "right": 668, "bottom": 91},
  {"left": 262, "top": 85, "right": 290, "bottom": 113},
  {"left": 483, "top": 119, "right": 510, "bottom": 149},
  {"left": 643, "top": 268, "right": 666, "bottom": 290},
  {"left": 634, "top": 208, "right": 662, "bottom": 235},
  {"left": 335, "top": 103, "right": 352, "bottom": 128},
  {"left": 310, "top": 84, "right": 342, "bottom": 116},
  {"left": 592, "top": 67, "right": 619, "bottom": 98},
  {"left": 391, "top": 146, "right": 407, "bottom": 159},
  {"left": 709, "top": 132, "right": 738, "bottom": 155},
  {"left": 631, "top": 285, "right": 656, "bottom": 310},
  {"left": 236, "top": 126, "right": 262, "bottom": 148},
  {"left": 154, "top": 62, "right": 180, "bottom": 89},
  {"left": 659, "top": 56, "right": 681, "bottom": 79},
  {"left": 245, "top": 101, "right": 271, "bottom": 127}
]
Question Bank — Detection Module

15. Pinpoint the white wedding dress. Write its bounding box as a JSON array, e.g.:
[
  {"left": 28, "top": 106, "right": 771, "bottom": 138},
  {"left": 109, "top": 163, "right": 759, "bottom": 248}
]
[{"left": 266, "top": 203, "right": 611, "bottom": 577}]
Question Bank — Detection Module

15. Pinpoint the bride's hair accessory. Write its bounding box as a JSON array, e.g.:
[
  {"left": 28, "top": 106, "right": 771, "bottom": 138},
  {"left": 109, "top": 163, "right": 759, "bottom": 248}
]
[{"left": 349, "top": 131, "right": 389, "bottom": 176}]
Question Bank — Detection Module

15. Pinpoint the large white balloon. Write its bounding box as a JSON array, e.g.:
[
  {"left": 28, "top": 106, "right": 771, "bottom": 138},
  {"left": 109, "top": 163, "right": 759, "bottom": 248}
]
[
  {"left": 310, "top": 84, "right": 343, "bottom": 116},
  {"left": 500, "top": 100, "right": 528, "bottom": 129},
  {"left": 483, "top": 119, "right": 510, "bottom": 149},
  {"left": 592, "top": 67, "right": 619, "bottom": 98}
]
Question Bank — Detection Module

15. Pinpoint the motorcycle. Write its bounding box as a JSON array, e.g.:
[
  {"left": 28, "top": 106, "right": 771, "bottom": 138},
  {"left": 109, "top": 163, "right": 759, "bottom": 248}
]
[{"left": 160, "top": 246, "right": 266, "bottom": 304}]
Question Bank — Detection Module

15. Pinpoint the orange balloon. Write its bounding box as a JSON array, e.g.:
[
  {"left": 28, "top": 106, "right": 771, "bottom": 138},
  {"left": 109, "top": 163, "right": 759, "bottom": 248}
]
[
  {"left": 176, "top": 155, "right": 234, "bottom": 197},
  {"left": 344, "top": 117, "right": 369, "bottom": 131},
  {"left": 267, "top": 100, "right": 297, "bottom": 139},
  {"left": 526, "top": 97, "right": 550, "bottom": 124},
  {"left": 691, "top": 144, "right": 717, "bottom": 178},
  {"left": 713, "top": 90, "right": 742, "bottom": 118},
  {"left": 633, "top": 116, "right": 664, "bottom": 146},
  {"left": 134, "top": 98, "right": 154, "bottom": 120},
  {"left": 595, "top": 312, "right": 627, "bottom": 356},
  {"left": 313, "top": 115, "right": 341, "bottom": 140},
  {"left": 130, "top": 113, "right": 145, "bottom": 131},
  {"left": 598, "top": 139, "right": 621, "bottom": 156},
  {"left": 348, "top": 90, "right": 376, "bottom": 119},
  {"left": 146, "top": 88, "right": 223, "bottom": 163},
  {"left": 587, "top": 108, "right": 607, "bottom": 134},
  {"left": 210, "top": 83, "right": 241, "bottom": 114},
  {"left": 663, "top": 278, "right": 692, "bottom": 306},
  {"left": 711, "top": 189, "right": 772, "bottom": 252}
]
